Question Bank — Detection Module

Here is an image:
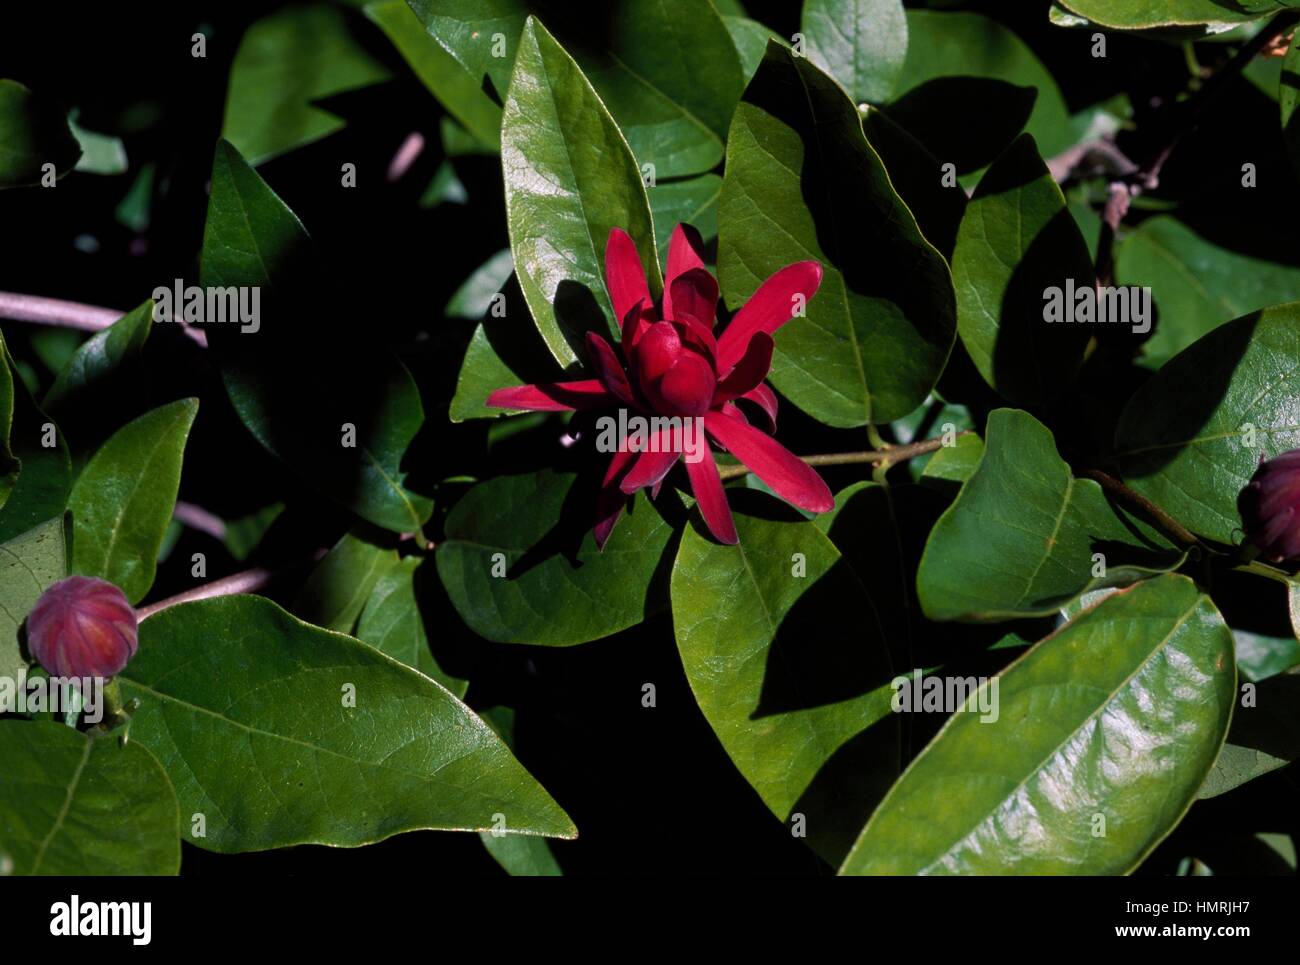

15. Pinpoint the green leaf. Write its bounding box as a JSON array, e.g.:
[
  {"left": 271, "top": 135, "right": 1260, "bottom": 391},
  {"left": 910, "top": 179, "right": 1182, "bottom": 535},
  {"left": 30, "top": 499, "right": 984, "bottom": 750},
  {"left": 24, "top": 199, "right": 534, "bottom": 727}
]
[
  {"left": 952, "top": 134, "right": 1094, "bottom": 405},
  {"left": 0, "top": 516, "right": 67, "bottom": 682},
  {"left": 918, "top": 409, "right": 1181, "bottom": 622},
  {"left": 894, "top": 10, "right": 1073, "bottom": 159},
  {"left": 0, "top": 79, "right": 80, "bottom": 188},
  {"left": 222, "top": 3, "right": 390, "bottom": 164},
  {"left": 366, "top": 0, "right": 502, "bottom": 149},
  {"left": 724, "top": 16, "right": 782, "bottom": 83},
  {"left": 861, "top": 107, "right": 967, "bottom": 258},
  {"left": 0, "top": 722, "right": 180, "bottom": 875},
  {"left": 357, "top": 557, "right": 469, "bottom": 697},
  {"left": 718, "top": 42, "right": 955, "bottom": 427},
  {"left": 1284, "top": 34, "right": 1300, "bottom": 178},
  {"left": 446, "top": 249, "right": 513, "bottom": 319},
  {"left": 1198, "top": 675, "right": 1300, "bottom": 798},
  {"left": 647, "top": 174, "right": 721, "bottom": 269},
  {"left": 1115, "top": 304, "right": 1300, "bottom": 545},
  {"left": 119, "top": 595, "right": 575, "bottom": 852},
  {"left": 436, "top": 469, "right": 675, "bottom": 645},
  {"left": 293, "top": 529, "right": 399, "bottom": 633},
  {"left": 0, "top": 358, "right": 71, "bottom": 545},
  {"left": 1058, "top": 0, "right": 1286, "bottom": 29},
  {"left": 408, "top": 0, "right": 744, "bottom": 178},
  {"left": 477, "top": 706, "right": 561, "bottom": 874},
  {"left": 920, "top": 432, "right": 984, "bottom": 488},
  {"left": 69, "top": 399, "right": 197, "bottom": 605},
  {"left": 801, "top": 0, "right": 907, "bottom": 106},
  {"left": 501, "top": 17, "right": 661, "bottom": 366},
  {"left": 1115, "top": 216, "right": 1300, "bottom": 367},
  {"left": 44, "top": 301, "right": 151, "bottom": 412},
  {"left": 672, "top": 492, "right": 898, "bottom": 864},
  {"left": 842, "top": 574, "right": 1235, "bottom": 874},
  {"left": 69, "top": 116, "right": 127, "bottom": 175},
  {"left": 1234, "top": 627, "right": 1300, "bottom": 681},
  {"left": 0, "top": 335, "right": 18, "bottom": 509},
  {"left": 200, "top": 140, "right": 432, "bottom": 533}
]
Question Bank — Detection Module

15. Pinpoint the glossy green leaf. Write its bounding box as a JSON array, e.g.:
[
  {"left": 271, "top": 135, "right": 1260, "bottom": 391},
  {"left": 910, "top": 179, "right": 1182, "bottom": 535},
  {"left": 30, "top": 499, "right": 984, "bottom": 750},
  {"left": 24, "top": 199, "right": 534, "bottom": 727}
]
[
  {"left": 293, "top": 529, "right": 399, "bottom": 633},
  {"left": 647, "top": 174, "right": 721, "bottom": 269},
  {"left": 919, "top": 409, "right": 1181, "bottom": 622},
  {"left": 718, "top": 43, "right": 955, "bottom": 427},
  {"left": 0, "top": 340, "right": 71, "bottom": 544},
  {"left": 43, "top": 301, "right": 151, "bottom": 413},
  {"left": 672, "top": 492, "right": 898, "bottom": 864},
  {"left": 446, "top": 249, "right": 513, "bottom": 319},
  {"left": 1234, "top": 627, "right": 1300, "bottom": 681},
  {"left": 920, "top": 432, "right": 984, "bottom": 488},
  {"left": 0, "top": 79, "right": 80, "bottom": 188},
  {"left": 1115, "top": 216, "right": 1300, "bottom": 366},
  {"left": 1115, "top": 304, "right": 1300, "bottom": 544},
  {"left": 357, "top": 556, "right": 469, "bottom": 696},
  {"left": 200, "top": 140, "right": 433, "bottom": 533},
  {"left": 0, "top": 722, "right": 179, "bottom": 875},
  {"left": 0, "top": 516, "right": 67, "bottom": 682},
  {"left": 366, "top": 0, "right": 501, "bottom": 149},
  {"left": 894, "top": 11, "right": 1073, "bottom": 159},
  {"left": 1198, "top": 675, "right": 1299, "bottom": 798},
  {"left": 222, "top": 3, "right": 390, "bottom": 164},
  {"left": 501, "top": 17, "right": 661, "bottom": 366},
  {"left": 408, "top": 0, "right": 744, "bottom": 178},
  {"left": 119, "top": 595, "right": 575, "bottom": 852},
  {"left": 1058, "top": 1, "right": 1287, "bottom": 29},
  {"left": 842, "top": 575, "right": 1235, "bottom": 874},
  {"left": 801, "top": 0, "right": 907, "bottom": 106},
  {"left": 478, "top": 706, "right": 562, "bottom": 874},
  {"left": 436, "top": 469, "right": 675, "bottom": 645},
  {"left": 952, "top": 134, "right": 1094, "bottom": 405},
  {"left": 69, "top": 399, "right": 198, "bottom": 605}
]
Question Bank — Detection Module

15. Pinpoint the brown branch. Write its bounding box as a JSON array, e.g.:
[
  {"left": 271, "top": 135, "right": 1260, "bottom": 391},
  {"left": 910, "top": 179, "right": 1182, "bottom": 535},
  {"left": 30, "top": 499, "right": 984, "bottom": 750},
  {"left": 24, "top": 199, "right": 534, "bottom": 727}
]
[
  {"left": 1078, "top": 469, "right": 1199, "bottom": 547},
  {"left": 716, "top": 432, "right": 970, "bottom": 481}
]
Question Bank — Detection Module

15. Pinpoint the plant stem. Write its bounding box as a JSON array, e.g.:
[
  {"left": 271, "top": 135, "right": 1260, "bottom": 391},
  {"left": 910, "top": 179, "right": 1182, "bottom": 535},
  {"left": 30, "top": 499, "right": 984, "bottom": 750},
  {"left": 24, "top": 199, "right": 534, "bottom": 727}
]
[
  {"left": 1078, "top": 469, "right": 1199, "bottom": 547},
  {"left": 716, "top": 431, "right": 968, "bottom": 481},
  {"left": 0, "top": 289, "right": 207, "bottom": 346},
  {"left": 135, "top": 553, "right": 323, "bottom": 622}
]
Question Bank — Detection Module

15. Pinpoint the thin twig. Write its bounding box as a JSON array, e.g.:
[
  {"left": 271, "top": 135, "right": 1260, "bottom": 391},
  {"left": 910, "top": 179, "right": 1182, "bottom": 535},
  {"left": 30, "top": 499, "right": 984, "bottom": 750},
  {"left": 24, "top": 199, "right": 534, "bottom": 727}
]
[
  {"left": 0, "top": 290, "right": 207, "bottom": 346},
  {"left": 1079, "top": 469, "right": 1199, "bottom": 547},
  {"left": 716, "top": 431, "right": 969, "bottom": 481},
  {"left": 172, "top": 501, "right": 226, "bottom": 540},
  {"left": 135, "top": 550, "right": 326, "bottom": 621}
]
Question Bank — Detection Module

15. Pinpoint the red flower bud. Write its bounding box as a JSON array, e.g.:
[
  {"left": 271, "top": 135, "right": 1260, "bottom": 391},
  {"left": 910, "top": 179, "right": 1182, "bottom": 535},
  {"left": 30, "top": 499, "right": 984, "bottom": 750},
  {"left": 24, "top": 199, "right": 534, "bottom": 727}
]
[
  {"left": 1240, "top": 449, "right": 1300, "bottom": 562},
  {"left": 25, "top": 576, "right": 138, "bottom": 678}
]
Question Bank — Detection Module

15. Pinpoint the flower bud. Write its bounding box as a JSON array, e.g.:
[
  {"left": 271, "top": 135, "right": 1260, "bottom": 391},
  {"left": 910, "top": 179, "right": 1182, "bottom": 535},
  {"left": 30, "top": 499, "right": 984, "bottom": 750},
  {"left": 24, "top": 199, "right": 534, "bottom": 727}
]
[
  {"left": 1240, "top": 449, "right": 1300, "bottom": 562},
  {"left": 25, "top": 576, "right": 138, "bottom": 678}
]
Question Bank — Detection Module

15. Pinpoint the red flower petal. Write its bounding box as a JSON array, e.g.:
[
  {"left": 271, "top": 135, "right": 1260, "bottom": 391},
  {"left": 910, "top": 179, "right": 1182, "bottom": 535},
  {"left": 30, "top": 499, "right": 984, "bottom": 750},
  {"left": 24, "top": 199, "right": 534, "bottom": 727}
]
[
  {"left": 738, "top": 383, "right": 779, "bottom": 431},
  {"left": 684, "top": 446, "right": 738, "bottom": 544},
  {"left": 585, "top": 332, "right": 635, "bottom": 406},
  {"left": 606, "top": 228, "right": 652, "bottom": 324},
  {"left": 716, "top": 261, "right": 822, "bottom": 374},
  {"left": 714, "top": 332, "right": 773, "bottom": 404},
  {"left": 672, "top": 312, "right": 718, "bottom": 367},
  {"left": 704, "top": 410, "right": 832, "bottom": 513},
  {"left": 487, "top": 380, "right": 615, "bottom": 412},
  {"left": 665, "top": 223, "right": 707, "bottom": 294},
  {"left": 655, "top": 354, "right": 716, "bottom": 417},
  {"left": 633, "top": 321, "right": 682, "bottom": 385},
  {"left": 621, "top": 297, "right": 654, "bottom": 349},
  {"left": 594, "top": 447, "right": 637, "bottom": 550},
  {"left": 666, "top": 267, "right": 719, "bottom": 328},
  {"left": 620, "top": 431, "right": 681, "bottom": 493}
]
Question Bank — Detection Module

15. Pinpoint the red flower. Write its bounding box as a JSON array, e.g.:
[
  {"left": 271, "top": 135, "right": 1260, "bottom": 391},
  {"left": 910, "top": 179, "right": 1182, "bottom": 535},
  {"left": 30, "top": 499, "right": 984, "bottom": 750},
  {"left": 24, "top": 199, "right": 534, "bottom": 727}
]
[
  {"left": 487, "top": 224, "right": 833, "bottom": 547},
  {"left": 26, "top": 576, "right": 138, "bottom": 679},
  {"left": 1240, "top": 449, "right": 1300, "bottom": 562}
]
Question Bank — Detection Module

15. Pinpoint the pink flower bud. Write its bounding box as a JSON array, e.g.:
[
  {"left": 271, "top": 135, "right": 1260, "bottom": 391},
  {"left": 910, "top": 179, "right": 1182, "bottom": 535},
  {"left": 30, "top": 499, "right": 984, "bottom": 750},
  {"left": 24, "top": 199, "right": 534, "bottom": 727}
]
[
  {"left": 26, "top": 576, "right": 138, "bottom": 678},
  {"left": 1240, "top": 449, "right": 1300, "bottom": 563}
]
